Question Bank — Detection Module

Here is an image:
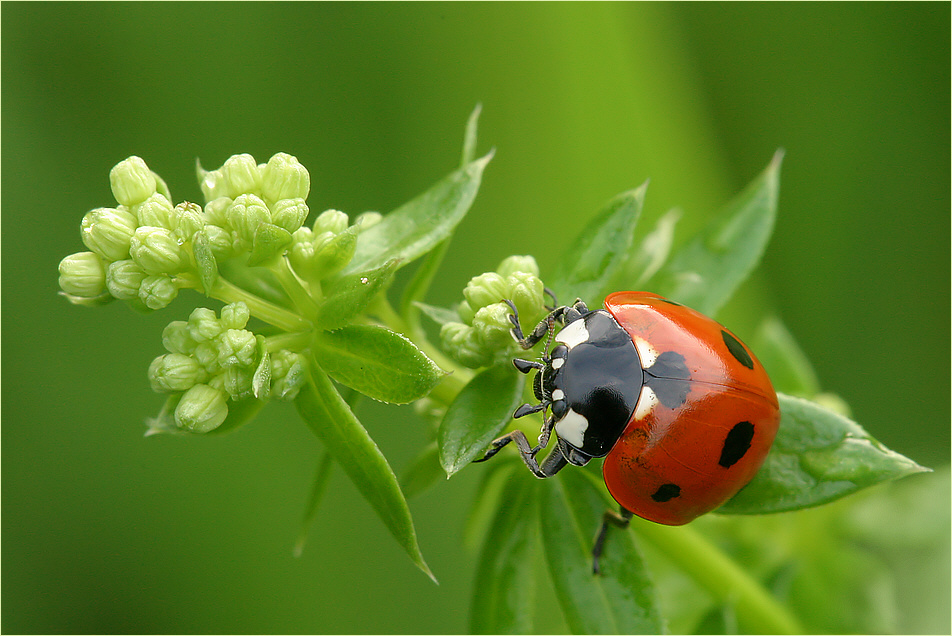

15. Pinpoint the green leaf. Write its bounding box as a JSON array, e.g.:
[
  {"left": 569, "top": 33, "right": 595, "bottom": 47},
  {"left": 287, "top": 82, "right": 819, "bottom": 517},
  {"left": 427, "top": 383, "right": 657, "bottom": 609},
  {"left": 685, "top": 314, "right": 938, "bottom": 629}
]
[
  {"left": 549, "top": 182, "right": 647, "bottom": 307},
  {"left": 460, "top": 103, "right": 482, "bottom": 167},
  {"left": 311, "top": 325, "right": 444, "bottom": 404},
  {"left": 752, "top": 316, "right": 821, "bottom": 398},
  {"left": 623, "top": 207, "right": 681, "bottom": 289},
  {"left": 252, "top": 335, "right": 271, "bottom": 399},
  {"left": 413, "top": 301, "right": 459, "bottom": 327},
  {"left": 399, "top": 441, "right": 443, "bottom": 499},
  {"left": 539, "top": 468, "right": 663, "bottom": 635},
  {"left": 438, "top": 363, "right": 526, "bottom": 477},
  {"left": 316, "top": 258, "right": 399, "bottom": 331},
  {"left": 343, "top": 150, "right": 494, "bottom": 276},
  {"left": 469, "top": 473, "right": 539, "bottom": 634},
  {"left": 295, "top": 364, "right": 435, "bottom": 582},
  {"left": 294, "top": 449, "right": 334, "bottom": 557},
  {"left": 648, "top": 150, "right": 782, "bottom": 317},
  {"left": 207, "top": 398, "right": 267, "bottom": 436},
  {"left": 719, "top": 393, "right": 929, "bottom": 514},
  {"left": 248, "top": 223, "right": 292, "bottom": 266},
  {"left": 191, "top": 229, "right": 218, "bottom": 294}
]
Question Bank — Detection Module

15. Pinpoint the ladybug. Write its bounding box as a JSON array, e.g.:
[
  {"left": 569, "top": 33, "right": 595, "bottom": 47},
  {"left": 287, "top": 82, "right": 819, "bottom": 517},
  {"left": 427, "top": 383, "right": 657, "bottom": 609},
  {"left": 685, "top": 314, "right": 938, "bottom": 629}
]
[{"left": 476, "top": 291, "right": 780, "bottom": 572}]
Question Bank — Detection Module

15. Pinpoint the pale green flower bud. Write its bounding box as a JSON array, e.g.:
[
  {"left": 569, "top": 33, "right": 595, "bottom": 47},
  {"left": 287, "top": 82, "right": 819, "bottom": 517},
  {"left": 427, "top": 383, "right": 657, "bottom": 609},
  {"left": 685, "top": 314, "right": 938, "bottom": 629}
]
[
  {"left": 220, "top": 153, "right": 261, "bottom": 197},
  {"left": 440, "top": 321, "right": 489, "bottom": 368},
  {"left": 219, "top": 302, "right": 250, "bottom": 330},
  {"left": 221, "top": 366, "right": 254, "bottom": 400},
  {"left": 312, "top": 209, "right": 348, "bottom": 235},
  {"left": 171, "top": 202, "right": 204, "bottom": 240},
  {"left": 203, "top": 197, "right": 233, "bottom": 227},
  {"left": 354, "top": 211, "right": 383, "bottom": 231},
  {"left": 497, "top": 254, "right": 540, "bottom": 279},
  {"left": 81, "top": 207, "right": 138, "bottom": 261},
  {"left": 110, "top": 156, "right": 157, "bottom": 206},
  {"left": 138, "top": 274, "right": 179, "bottom": 310},
  {"left": 193, "top": 341, "right": 221, "bottom": 375},
  {"left": 132, "top": 193, "right": 175, "bottom": 229},
  {"left": 129, "top": 226, "right": 187, "bottom": 275},
  {"left": 187, "top": 307, "right": 222, "bottom": 343},
  {"left": 291, "top": 226, "right": 313, "bottom": 245},
  {"left": 271, "top": 198, "right": 309, "bottom": 233},
  {"left": 271, "top": 350, "right": 307, "bottom": 400},
  {"left": 288, "top": 239, "right": 316, "bottom": 280},
  {"left": 58, "top": 251, "right": 107, "bottom": 298},
  {"left": 463, "top": 272, "right": 509, "bottom": 311},
  {"left": 162, "top": 320, "right": 198, "bottom": 354},
  {"left": 203, "top": 224, "right": 236, "bottom": 260},
  {"left": 311, "top": 227, "right": 358, "bottom": 278},
  {"left": 457, "top": 300, "right": 476, "bottom": 326},
  {"left": 262, "top": 152, "right": 310, "bottom": 202},
  {"left": 149, "top": 353, "right": 207, "bottom": 393},
  {"left": 472, "top": 303, "right": 514, "bottom": 351},
  {"left": 227, "top": 194, "right": 271, "bottom": 244},
  {"left": 199, "top": 168, "right": 230, "bottom": 202},
  {"left": 217, "top": 329, "right": 257, "bottom": 368},
  {"left": 174, "top": 384, "right": 228, "bottom": 433},
  {"left": 507, "top": 271, "right": 545, "bottom": 322},
  {"left": 105, "top": 259, "right": 148, "bottom": 300}
]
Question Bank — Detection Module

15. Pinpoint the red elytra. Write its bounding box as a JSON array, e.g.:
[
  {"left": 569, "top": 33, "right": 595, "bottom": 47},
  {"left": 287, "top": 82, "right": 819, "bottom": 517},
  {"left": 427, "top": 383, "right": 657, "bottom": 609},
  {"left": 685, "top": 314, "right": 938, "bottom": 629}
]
[{"left": 600, "top": 291, "right": 780, "bottom": 525}]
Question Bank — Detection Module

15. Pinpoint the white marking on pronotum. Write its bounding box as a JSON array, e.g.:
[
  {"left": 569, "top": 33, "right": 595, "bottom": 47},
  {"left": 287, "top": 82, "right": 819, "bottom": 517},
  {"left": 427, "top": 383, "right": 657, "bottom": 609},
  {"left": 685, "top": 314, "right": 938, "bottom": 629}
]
[
  {"left": 555, "top": 319, "right": 589, "bottom": 349},
  {"left": 633, "top": 336, "right": 659, "bottom": 369},
  {"left": 633, "top": 385, "right": 659, "bottom": 420},
  {"left": 555, "top": 408, "right": 589, "bottom": 448},
  {"left": 551, "top": 357, "right": 564, "bottom": 370},
  {"left": 551, "top": 389, "right": 565, "bottom": 401}
]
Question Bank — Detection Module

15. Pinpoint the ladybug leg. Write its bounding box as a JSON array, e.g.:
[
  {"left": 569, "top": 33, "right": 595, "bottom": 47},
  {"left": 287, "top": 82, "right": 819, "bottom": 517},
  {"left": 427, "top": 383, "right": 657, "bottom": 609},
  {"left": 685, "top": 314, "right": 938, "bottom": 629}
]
[
  {"left": 504, "top": 298, "right": 589, "bottom": 350},
  {"left": 591, "top": 506, "right": 634, "bottom": 575},
  {"left": 473, "top": 427, "right": 568, "bottom": 479}
]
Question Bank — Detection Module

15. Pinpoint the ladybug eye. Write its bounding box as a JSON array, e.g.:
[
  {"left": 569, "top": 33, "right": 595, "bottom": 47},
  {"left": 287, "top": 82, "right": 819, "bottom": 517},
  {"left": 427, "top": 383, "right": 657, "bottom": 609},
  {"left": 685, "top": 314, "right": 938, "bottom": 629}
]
[{"left": 551, "top": 397, "right": 567, "bottom": 420}]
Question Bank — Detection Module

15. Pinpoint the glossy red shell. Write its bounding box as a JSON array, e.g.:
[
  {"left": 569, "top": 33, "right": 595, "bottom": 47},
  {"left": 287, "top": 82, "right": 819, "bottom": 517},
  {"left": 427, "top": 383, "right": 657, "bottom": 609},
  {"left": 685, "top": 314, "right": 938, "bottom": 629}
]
[{"left": 601, "top": 291, "right": 780, "bottom": 525}]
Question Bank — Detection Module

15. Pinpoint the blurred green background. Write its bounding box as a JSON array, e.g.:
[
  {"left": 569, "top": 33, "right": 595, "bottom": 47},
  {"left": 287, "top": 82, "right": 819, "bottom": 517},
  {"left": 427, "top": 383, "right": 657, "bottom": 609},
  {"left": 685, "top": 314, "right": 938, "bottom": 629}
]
[{"left": 3, "top": 3, "right": 948, "bottom": 633}]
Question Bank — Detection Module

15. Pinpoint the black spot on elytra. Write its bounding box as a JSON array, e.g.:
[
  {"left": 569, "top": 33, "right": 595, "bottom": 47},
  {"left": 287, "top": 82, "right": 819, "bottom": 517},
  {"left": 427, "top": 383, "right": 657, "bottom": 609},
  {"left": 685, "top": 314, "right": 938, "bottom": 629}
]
[
  {"left": 645, "top": 350, "right": 691, "bottom": 408},
  {"left": 719, "top": 421, "right": 755, "bottom": 468},
  {"left": 721, "top": 330, "right": 754, "bottom": 370},
  {"left": 652, "top": 483, "right": 681, "bottom": 502}
]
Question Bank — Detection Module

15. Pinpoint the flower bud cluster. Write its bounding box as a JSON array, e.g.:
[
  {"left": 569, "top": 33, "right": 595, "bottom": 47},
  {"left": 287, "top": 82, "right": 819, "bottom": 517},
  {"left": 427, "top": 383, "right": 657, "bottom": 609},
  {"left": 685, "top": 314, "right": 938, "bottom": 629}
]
[
  {"left": 440, "top": 255, "right": 546, "bottom": 368},
  {"left": 59, "top": 152, "right": 316, "bottom": 311},
  {"left": 149, "top": 302, "right": 307, "bottom": 433},
  {"left": 288, "top": 209, "right": 382, "bottom": 283},
  {"left": 58, "top": 156, "right": 194, "bottom": 310},
  {"left": 199, "top": 153, "right": 312, "bottom": 258}
]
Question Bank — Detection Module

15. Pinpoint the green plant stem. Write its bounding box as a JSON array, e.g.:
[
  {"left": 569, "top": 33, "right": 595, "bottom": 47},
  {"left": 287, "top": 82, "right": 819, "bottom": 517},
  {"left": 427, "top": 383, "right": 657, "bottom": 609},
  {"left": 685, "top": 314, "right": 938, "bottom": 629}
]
[
  {"left": 210, "top": 277, "right": 312, "bottom": 332},
  {"left": 631, "top": 518, "right": 804, "bottom": 634},
  {"left": 270, "top": 256, "right": 322, "bottom": 320},
  {"left": 265, "top": 331, "right": 312, "bottom": 352}
]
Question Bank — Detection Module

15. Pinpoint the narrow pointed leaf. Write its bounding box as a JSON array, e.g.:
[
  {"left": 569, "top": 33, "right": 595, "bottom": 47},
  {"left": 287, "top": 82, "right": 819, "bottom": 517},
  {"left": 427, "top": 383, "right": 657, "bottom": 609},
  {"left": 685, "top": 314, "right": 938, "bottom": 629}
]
[
  {"left": 539, "top": 469, "right": 663, "bottom": 634},
  {"left": 438, "top": 363, "right": 526, "bottom": 476},
  {"left": 294, "top": 450, "right": 335, "bottom": 557},
  {"left": 752, "top": 316, "right": 821, "bottom": 398},
  {"left": 248, "top": 223, "right": 292, "bottom": 266},
  {"left": 649, "top": 150, "right": 782, "bottom": 317},
  {"left": 343, "top": 150, "right": 493, "bottom": 275},
  {"left": 470, "top": 473, "right": 539, "bottom": 634},
  {"left": 311, "top": 325, "right": 444, "bottom": 404},
  {"left": 295, "top": 365, "right": 435, "bottom": 581},
  {"left": 191, "top": 229, "right": 218, "bottom": 294},
  {"left": 461, "top": 103, "right": 482, "bottom": 167},
  {"left": 719, "top": 393, "right": 930, "bottom": 514},
  {"left": 317, "top": 258, "right": 399, "bottom": 331},
  {"left": 549, "top": 183, "right": 647, "bottom": 306}
]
